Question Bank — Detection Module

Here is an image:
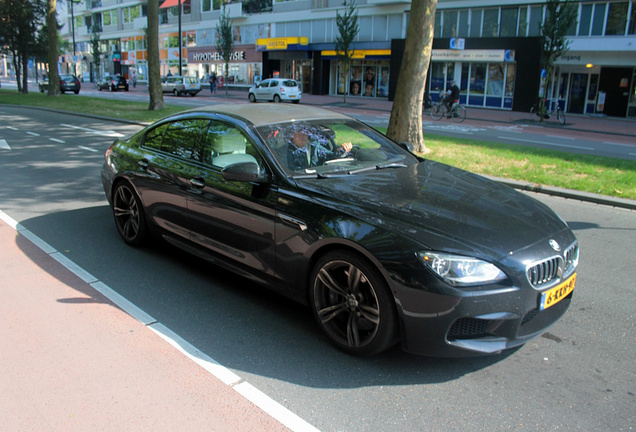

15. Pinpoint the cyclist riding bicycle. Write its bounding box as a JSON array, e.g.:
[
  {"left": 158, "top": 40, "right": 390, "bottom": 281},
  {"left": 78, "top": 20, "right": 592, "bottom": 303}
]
[{"left": 443, "top": 80, "right": 460, "bottom": 114}]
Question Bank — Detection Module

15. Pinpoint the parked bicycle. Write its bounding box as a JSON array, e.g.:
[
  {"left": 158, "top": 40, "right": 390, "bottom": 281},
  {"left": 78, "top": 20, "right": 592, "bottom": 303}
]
[
  {"left": 430, "top": 95, "right": 466, "bottom": 123},
  {"left": 530, "top": 99, "right": 566, "bottom": 125}
]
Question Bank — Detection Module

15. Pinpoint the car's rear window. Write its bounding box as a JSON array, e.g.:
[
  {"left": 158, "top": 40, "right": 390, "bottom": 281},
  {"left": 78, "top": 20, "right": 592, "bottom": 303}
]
[
  {"left": 185, "top": 77, "right": 198, "bottom": 84},
  {"left": 282, "top": 80, "right": 297, "bottom": 87}
]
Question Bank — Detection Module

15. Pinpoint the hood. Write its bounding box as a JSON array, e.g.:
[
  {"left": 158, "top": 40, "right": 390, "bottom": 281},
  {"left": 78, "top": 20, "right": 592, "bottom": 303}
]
[{"left": 295, "top": 160, "right": 569, "bottom": 260}]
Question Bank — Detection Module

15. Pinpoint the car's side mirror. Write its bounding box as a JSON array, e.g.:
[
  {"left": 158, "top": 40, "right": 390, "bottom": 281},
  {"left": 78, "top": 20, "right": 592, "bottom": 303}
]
[{"left": 222, "top": 162, "right": 269, "bottom": 183}]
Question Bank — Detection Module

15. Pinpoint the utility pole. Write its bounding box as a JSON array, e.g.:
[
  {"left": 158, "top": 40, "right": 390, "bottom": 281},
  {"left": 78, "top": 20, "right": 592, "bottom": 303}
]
[{"left": 178, "top": 0, "right": 182, "bottom": 76}]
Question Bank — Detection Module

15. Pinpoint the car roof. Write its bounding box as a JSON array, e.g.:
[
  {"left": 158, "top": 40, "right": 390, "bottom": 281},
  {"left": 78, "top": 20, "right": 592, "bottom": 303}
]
[{"left": 183, "top": 104, "right": 351, "bottom": 128}]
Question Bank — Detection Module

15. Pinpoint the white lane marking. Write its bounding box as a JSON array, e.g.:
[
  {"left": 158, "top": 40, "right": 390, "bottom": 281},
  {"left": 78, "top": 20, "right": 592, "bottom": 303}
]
[
  {"left": 546, "top": 134, "right": 575, "bottom": 140},
  {"left": 500, "top": 136, "right": 595, "bottom": 150},
  {"left": 0, "top": 209, "right": 321, "bottom": 432},
  {"left": 78, "top": 146, "right": 99, "bottom": 152},
  {"left": 603, "top": 141, "right": 635, "bottom": 147},
  {"left": 50, "top": 138, "right": 65, "bottom": 143},
  {"left": 6, "top": 126, "right": 19, "bottom": 131},
  {"left": 0, "top": 139, "right": 10, "bottom": 150},
  {"left": 60, "top": 123, "right": 125, "bottom": 138},
  {"left": 27, "top": 131, "right": 41, "bottom": 136}
]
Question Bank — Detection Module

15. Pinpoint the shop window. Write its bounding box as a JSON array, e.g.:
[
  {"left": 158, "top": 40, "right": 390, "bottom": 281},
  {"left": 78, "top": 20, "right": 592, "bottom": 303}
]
[
  {"left": 470, "top": 9, "right": 482, "bottom": 37},
  {"left": 482, "top": 9, "right": 499, "bottom": 37},
  {"left": 377, "top": 65, "right": 389, "bottom": 98},
  {"left": 505, "top": 64, "right": 516, "bottom": 98},
  {"left": 469, "top": 63, "right": 486, "bottom": 95},
  {"left": 630, "top": 4, "right": 636, "bottom": 34},
  {"left": 500, "top": 7, "right": 518, "bottom": 37},
  {"left": 430, "top": 63, "right": 445, "bottom": 93},
  {"left": 591, "top": 3, "right": 606, "bottom": 35},
  {"left": 487, "top": 64, "right": 504, "bottom": 96},
  {"left": 458, "top": 11, "right": 469, "bottom": 38},
  {"left": 528, "top": 5, "right": 543, "bottom": 36},
  {"left": 362, "top": 66, "right": 377, "bottom": 97},
  {"left": 606, "top": 2, "right": 629, "bottom": 35},
  {"left": 350, "top": 65, "right": 363, "bottom": 96},
  {"left": 442, "top": 11, "right": 458, "bottom": 38}
]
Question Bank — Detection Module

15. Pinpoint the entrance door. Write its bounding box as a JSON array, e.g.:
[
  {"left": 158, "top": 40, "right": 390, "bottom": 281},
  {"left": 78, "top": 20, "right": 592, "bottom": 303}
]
[
  {"left": 599, "top": 67, "right": 632, "bottom": 117},
  {"left": 568, "top": 73, "right": 588, "bottom": 114}
]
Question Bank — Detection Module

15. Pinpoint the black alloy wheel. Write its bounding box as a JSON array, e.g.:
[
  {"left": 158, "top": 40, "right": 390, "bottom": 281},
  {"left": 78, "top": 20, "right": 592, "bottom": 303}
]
[
  {"left": 310, "top": 251, "right": 398, "bottom": 356},
  {"left": 112, "top": 182, "right": 147, "bottom": 246}
]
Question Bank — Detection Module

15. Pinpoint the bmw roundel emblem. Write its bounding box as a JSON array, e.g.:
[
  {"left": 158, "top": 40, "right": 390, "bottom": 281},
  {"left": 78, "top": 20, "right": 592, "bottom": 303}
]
[{"left": 549, "top": 239, "right": 561, "bottom": 252}]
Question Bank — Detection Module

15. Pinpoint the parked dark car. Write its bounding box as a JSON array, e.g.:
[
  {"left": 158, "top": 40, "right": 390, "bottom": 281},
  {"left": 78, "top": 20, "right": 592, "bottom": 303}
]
[
  {"left": 101, "top": 104, "right": 579, "bottom": 357},
  {"left": 39, "top": 74, "right": 81, "bottom": 94},
  {"left": 96, "top": 75, "right": 129, "bottom": 92}
]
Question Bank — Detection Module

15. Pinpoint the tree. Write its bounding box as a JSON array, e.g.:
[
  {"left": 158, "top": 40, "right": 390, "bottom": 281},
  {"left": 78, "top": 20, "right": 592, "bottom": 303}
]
[
  {"left": 386, "top": 0, "right": 437, "bottom": 154},
  {"left": 147, "top": 0, "right": 165, "bottom": 110},
  {"left": 334, "top": 0, "right": 359, "bottom": 104},
  {"left": 90, "top": 29, "right": 101, "bottom": 82},
  {"left": 0, "top": 0, "right": 46, "bottom": 93},
  {"left": 46, "top": 0, "right": 60, "bottom": 96},
  {"left": 216, "top": 6, "right": 234, "bottom": 97},
  {"left": 538, "top": 0, "right": 577, "bottom": 120}
]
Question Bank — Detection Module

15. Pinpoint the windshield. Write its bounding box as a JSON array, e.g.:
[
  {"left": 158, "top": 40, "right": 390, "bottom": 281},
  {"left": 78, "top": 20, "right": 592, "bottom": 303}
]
[{"left": 256, "top": 119, "right": 418, "bottom": 177}]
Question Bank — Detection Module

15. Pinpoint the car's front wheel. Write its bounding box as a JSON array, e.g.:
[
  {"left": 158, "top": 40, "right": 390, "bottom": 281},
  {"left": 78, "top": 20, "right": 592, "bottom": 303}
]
[
  {"left": 173, "top": 89, "right": 179, "bottom": 97},
  {"left": 310, "top": 251, "right": 398, "bottom": 356},
  {"left": 249, "top": 93, "right": 256, "bottom": 103},
  {"left": 273, "top": 94, "right": 281, "bottom": 103},
  {"left": 112, "top": 182, "right": 148, "bottom": 246}
]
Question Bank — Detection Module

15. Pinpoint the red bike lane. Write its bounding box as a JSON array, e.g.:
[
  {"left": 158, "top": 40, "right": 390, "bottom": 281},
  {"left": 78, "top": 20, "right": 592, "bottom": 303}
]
[{"left": 0, "top": 216, "right": 299, "bottom": 432}]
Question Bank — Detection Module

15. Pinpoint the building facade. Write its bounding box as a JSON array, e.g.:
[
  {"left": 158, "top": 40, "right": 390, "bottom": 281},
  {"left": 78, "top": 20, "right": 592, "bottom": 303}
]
[{"left": 51, "top": 0, "right": 636, "bottom": 117}]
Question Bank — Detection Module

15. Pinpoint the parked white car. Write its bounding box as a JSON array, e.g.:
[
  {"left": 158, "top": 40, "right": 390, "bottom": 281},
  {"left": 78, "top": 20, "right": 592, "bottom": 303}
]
[
  {"left": 248, "top": 78, "right": 301, "bottom": 103},
  {"left": 161, "top": 76, "right": 201, "bottom": 96}
]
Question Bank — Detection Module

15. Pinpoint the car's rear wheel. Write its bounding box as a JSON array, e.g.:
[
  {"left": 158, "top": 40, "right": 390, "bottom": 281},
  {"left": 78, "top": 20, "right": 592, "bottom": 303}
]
[
  {"left": 310, "top": 251, "right": 398, "bottom": 356},
  {"left": 112, "top": 182, "right": 148, "bottom": 246},
  {"left": 273, "top": 94, "right": 281, "bottom": 103},
  {"left": 249, "top": 93, "right": 256, "bottom": 103}
]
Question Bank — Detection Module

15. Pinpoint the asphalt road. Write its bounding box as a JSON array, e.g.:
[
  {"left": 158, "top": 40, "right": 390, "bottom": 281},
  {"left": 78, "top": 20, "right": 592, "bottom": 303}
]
[{"left": 1, "top": 106, "right": 635, "bottom": 431}]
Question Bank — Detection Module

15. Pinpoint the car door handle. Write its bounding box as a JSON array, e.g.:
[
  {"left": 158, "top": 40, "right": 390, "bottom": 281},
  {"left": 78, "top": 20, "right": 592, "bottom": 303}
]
[
  {"left": 189, "top": 178, "right": 205, "bottom": 188},
  {"left": 279, "top": 213, "right": 307, "bottom": 231},
  {"left": 138, "top": 159, "right": 149, "bottom": 169}
]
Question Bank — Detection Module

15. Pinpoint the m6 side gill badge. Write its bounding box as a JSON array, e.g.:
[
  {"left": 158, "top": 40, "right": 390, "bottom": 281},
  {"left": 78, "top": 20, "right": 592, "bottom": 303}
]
[{"left": 549, "top": 239, "right": 561, "bottom": 252}]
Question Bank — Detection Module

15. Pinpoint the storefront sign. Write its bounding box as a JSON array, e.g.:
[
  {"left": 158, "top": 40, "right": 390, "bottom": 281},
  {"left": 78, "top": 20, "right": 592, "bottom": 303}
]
[
  {"left": 188, "top": 46, "right": 260, "bottom": 64},
  {"left": 450, "top": 38, "right": 465, "bottom": 50},
  {"left": 256, "top": 37, "right": 309, "bottom": 51},
  {"left": 320, "top": 50, "right": 391, "bottom": 60},
  {"left": 432, "top": 49, "right": 514, "bottom": 62}
]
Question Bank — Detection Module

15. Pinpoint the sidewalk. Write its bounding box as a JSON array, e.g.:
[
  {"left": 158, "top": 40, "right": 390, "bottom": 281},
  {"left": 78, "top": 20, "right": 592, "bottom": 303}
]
[{"left": 0, "top": 212, "right": 299, "bottom": 432}]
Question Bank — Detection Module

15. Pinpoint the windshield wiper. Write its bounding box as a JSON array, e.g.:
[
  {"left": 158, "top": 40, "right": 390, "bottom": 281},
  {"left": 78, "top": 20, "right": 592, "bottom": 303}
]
[{"left": 348, "top": 163, "right": 408, "bottom": 175}]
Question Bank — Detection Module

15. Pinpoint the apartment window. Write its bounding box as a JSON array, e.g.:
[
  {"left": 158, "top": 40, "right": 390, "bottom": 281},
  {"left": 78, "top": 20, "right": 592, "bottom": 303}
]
[
  {"left": 123, "top": 6, "right": 141, "bottom": 24},
  {"left": 442, "top": 11, "right": 458, "bottom": 38},
  {"left": 434, "top": 11, "right": 441, "bottom": 37},
  {"left": 518, "top": 6, "right": 528, "bottom": 36},
  {"left": 359, "top": 17, "right": 372, "bottom": 41},
  {"left": 373, "top": 15, "right": 387, "bottom": 41},
  {"left": 579, "top": 3, "right": 593, "bottom": 35},
  {"left": 470, "top": 9, "right": 482, "bottom": 37},
  {"left": 528, "top": 5, "right": 543, "bottom": 36},
  {"left": 313, "top": 20, "right": 326, "bottom": 43},
  {"left": 606, "top": 2, "right": 629, "bottom": 35},
  {"left": 102, "top": 10, "right": 118, "bottom": 27},
  {"left": 630, "top": 3, "right": 636, "bottom": 34},
  {"left": 387, "top": 14, "right": 402, "bottom": 39},
  {"left": 500, "top": 7, "right": 518, "bottom": 37},
  {"left": 591, "top": 3, "right": 606, "bottom": 35},
  {"left": 457, "top": 10, "right": 469, "bottom": 37},
  {"left": 482, "top": 9, "right": 499, "bottom": 37}
]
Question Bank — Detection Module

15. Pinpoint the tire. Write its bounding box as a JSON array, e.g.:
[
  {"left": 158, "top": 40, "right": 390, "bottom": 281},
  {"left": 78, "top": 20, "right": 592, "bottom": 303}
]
[
  {"left": 273, "top": 94, "right": 281, "bottom": 103},
  {"left": 451, "top": 105, "right": 466, "bottom": 123},
  {"left": 74, "top": 90, "right": 79, "bottom": 95},
  {"left": 248, "top": 93, "right": 256, "bottom": 103},
  {"left": 430, "top": 103, "right": 444, "bottom": 121},
  {"left": 97, "top": 85, "right": 102, "bottom": 91},
  {"left": 292, "top": 100, "right": 300, "bottom": 104},
  {"left": 556, "top": 109, "right": 566, "bottom": 125},
  {"left": 112, "top": 182, "right": 148, "bottom": 246},
  {"left": 173, "top": 89, "right": 179, "bottom": 97},
  {"left": 310, "top": 251, "right": 398, "bottom": 356}
]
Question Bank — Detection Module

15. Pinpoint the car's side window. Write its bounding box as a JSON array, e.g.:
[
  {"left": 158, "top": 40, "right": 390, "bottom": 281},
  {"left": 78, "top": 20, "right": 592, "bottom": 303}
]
[
  {"left": 202, "top": 121, "right": 262, "bottom": 170},
  {"left": 143, "top": 119, "right": 210, "bottom": 161}
]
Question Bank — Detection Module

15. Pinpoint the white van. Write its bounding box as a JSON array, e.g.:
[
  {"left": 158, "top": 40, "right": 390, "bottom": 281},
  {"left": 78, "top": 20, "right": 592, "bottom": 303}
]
[{"left": 162, "top": 76, "right": 201, "bottom": 96}]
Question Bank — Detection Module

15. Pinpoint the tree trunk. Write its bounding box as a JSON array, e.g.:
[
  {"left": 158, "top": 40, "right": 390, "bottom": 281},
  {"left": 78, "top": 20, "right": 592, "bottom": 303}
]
[
  {"left": 386, "top": 0, "right": 437, "bottom": 154},
  {"left": 21, "top": 51, "right": 29, "bottom": 94},
  {"left": 47, "top": 0, "right": 60, "bottom": 97},
  {"left": 147, "top": 0, "right": 166, "bottom": 110}
]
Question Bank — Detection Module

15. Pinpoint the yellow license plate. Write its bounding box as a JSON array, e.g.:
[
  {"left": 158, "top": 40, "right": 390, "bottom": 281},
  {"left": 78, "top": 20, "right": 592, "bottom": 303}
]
[{"left": 540, "top": 273, "right": 576, "bottom": 310}]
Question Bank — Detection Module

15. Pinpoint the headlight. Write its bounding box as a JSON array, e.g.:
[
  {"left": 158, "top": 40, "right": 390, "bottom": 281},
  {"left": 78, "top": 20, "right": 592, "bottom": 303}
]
[{"left": 417, "top": 251, "right": 506, "bottom": 286}]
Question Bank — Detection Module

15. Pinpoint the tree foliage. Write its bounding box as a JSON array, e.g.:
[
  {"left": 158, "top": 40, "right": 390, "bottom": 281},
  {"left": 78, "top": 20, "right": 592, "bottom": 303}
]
[
  {"left": 0, "top": 0, "right": 47, "bottom": 93},
  {"left": 334, "top": 0, "right": 359, "bottom": 104},
  {"left": 147, "top": 0, "right": 165, "bottom": 110},
  {"left": 537, "top": 0, "right": 577, "bottom": 119},
  {"left": 215, "top": 6, "right": 235, "bottom": 97},
  {"left": 386, "top": 0, "right": 437, "bottom": 154}
]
